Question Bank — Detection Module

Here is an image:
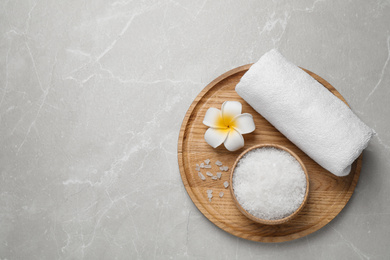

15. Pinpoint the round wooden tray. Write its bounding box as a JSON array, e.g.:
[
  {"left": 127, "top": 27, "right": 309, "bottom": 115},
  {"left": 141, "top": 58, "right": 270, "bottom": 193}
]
[{"left": 177, "top": 64, "right": 362, "bottom": 243}]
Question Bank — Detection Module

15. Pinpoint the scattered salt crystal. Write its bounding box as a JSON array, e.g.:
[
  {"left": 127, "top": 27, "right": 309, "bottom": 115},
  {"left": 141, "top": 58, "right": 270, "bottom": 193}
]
[
  {"left": 223, "top": 181, "right": 229, "bottom": 188},
  {"left": 206, "top": 171, "right": 213, "bottom": 177},
  {"left": 220, "top": 166, "right": 229, "bottom": 171},
  {"left": 207, "top": 189, "right": 213, "bottom": 202},
  {"left": 204, "top": 159, "right": 210, "bottom": 165},
  {"left": 204, "top": 165, "right": 211, "bottom": 169},
  {"left": 195, "top": 164, "right": 200, "bottom": 171},
  {"left": 200, "top": 163, "right": 205, "bottom": 168},
  {"left": 215, "top": 160, "right": 223, "bottom": 166},
  {"left": 216, "top": 172, "right": 222, "bottom": 179},
  {"left": 232, "top": 147, "right": 306, "bottom": 220},
  {"left": 198, "top": 172, "right": 206, "bottom": 181},
  {"left": 211, "top": 176, "right": 218, "bottom": 180},
  {"left": 219, "top": 192, "right": 224, "bottom": 198}
]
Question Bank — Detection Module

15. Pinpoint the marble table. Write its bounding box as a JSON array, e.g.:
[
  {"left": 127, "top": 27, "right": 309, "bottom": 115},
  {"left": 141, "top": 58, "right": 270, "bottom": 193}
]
[{"left": 1, "top": 0, "right": 389, "bottom": 259}]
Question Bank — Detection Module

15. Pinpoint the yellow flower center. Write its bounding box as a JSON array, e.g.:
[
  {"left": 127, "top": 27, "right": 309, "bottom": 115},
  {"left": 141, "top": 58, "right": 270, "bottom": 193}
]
[{"left": 216, "top": 113, "right": 236, "bottom": 129}]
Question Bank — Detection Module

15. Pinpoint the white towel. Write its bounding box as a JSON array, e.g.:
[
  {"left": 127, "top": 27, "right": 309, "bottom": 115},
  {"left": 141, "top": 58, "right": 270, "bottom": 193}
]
[{"left": 235, "top": 49, "right": 373, "bottom": 177}]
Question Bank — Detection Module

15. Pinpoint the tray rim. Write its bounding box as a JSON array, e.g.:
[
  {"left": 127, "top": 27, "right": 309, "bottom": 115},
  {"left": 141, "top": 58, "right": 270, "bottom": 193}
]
[{"left": 177, "top": 64, "right": 362, "bottom": 243}]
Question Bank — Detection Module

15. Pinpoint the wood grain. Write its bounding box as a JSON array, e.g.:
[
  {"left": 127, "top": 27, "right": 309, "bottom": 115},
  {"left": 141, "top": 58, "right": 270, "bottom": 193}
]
[{"left": 177, "top": 64, "right": 362, "bottom": 243}]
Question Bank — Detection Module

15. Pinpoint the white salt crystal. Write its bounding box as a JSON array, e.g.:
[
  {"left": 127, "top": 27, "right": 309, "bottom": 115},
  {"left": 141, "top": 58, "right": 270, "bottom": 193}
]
[
  {"left": 216, "top": 172, "right": 222, "bottom": 179},
  {"left": 215, "top": 160, "right": 223, "bottom": 166},
  {"left": 232, "top": 147, "right": 306, "bottom": 220},
  {"left": 204, "top": 159, "right": 210, "bottom": 165},
  {"left": 219, "top": 192, "right": 224, "bottom": 198},
  {"left": 223, "top": 181, "right": 229, "bottom": 188},
  {"left": 200, "top": 163, "right": 205, "bottom": 168},
  {"left": 220, "top": 166, "right": 229, "bottom": 172},
  {"left": 204, "top": 165, "right": 211, "bottom": 169},
  {"left": 198, "top": 172, "right": 206, "bottom": 181},
  {"left": 195, "top": 164, "right": 200, "bottom": 171},
  {"left": 211, "top": 176, "right": 218, "bottom": 180},
  {"left": 206, "top": 171, "right": 213, "bottom": 177},
  {"left": 207, "top": 189, "right": 213, "bottom": 202}
]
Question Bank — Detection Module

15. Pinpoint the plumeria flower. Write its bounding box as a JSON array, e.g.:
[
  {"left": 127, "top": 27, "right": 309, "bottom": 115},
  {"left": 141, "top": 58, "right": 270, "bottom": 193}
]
[{"left": 203, "top": 101, "right": 256, "bottom": 151}]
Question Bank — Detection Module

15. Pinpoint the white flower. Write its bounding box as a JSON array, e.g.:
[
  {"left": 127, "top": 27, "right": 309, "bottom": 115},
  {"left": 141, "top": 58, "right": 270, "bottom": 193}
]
[{"left": 203, "top": 101, "right": 256, "bottom": 151}]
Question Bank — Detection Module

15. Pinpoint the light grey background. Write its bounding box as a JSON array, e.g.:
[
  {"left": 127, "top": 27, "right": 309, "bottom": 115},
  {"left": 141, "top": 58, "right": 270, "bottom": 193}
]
[{"left": 1, "top": 0, "right": 389, "bottom": 259}]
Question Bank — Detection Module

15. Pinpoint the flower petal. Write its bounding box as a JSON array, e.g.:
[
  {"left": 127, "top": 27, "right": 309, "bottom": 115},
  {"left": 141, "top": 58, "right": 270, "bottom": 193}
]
[
  {"left": 224, "top": 129, "right": 244, "bottom": 151},
  {"left": 221, "top": 101, "right": 242, "bottom": 125},
  {"left": 232, "top": 113, "right": 256, "bottom": 134},
  {"left": 204, "top": 128, "right": 230, "bottom": 148},
  {"left": 203, "top": 108, "right": 226, "bottom": 128}
]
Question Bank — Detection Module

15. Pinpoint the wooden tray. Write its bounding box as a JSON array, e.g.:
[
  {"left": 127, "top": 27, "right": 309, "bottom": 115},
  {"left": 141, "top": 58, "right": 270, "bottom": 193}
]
[{"left": 177, "top": 64, "right": 362, "bottom": 243}]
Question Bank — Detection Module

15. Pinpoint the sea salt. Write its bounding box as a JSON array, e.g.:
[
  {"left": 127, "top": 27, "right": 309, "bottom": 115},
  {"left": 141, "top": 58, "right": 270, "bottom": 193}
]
[
  {"left": 223, "top": 181, "right": 229, "bottom": 188},
  {"left": 206, "top": 171, "right": 213, "bottom": 177},
  {"left": 195, "top": 164, "right": 200, "bottom": 171},
  {"left": 204, "top": 159, "right": 210, "bottom": 165},
  {"left": 207, "top": 189, "right": 213, "bottom": 202},
  {"left": 198, "top": 172, "right": 206, "bottom": 181},
  {"left": 215, "top": 160, "right": 223, "bottom": 166},
  {"left": 232, "top": 147, "right": 306, "bottom": 220},
  {"left": 211, "top": 176, "right": 218, "bottom": 180},
  {"left": 200, "top": 163, "right": 205, "bottom": 168},
  {"left": 220, "top": 166, "right": 229, "bottom": 172},
  {"left": 219, "top": 192, "right": 224, "bottom": 198},
  {"left": 216, "top": 172, "right": 222, "bottom": 179},
  {"left": 204, "top": 165, "right": 211, "bottom": 169}
]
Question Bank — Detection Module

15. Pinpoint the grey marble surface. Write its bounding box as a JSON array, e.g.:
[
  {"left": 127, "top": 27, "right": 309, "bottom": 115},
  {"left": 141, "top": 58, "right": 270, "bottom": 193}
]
[{"left": 1, "top": 0, "right": 389, "bottom": 259}]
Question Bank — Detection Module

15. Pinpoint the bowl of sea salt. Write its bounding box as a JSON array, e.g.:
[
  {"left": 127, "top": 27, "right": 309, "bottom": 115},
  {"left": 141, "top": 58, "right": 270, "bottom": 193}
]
[{"left": 230, "top": 144, "right": 309, "bottom": 225}]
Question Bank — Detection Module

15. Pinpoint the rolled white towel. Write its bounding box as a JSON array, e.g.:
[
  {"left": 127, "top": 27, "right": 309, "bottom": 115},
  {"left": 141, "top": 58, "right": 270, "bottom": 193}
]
[{"left": 235, "top": 49, "right": 373, "bottom": 177}]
